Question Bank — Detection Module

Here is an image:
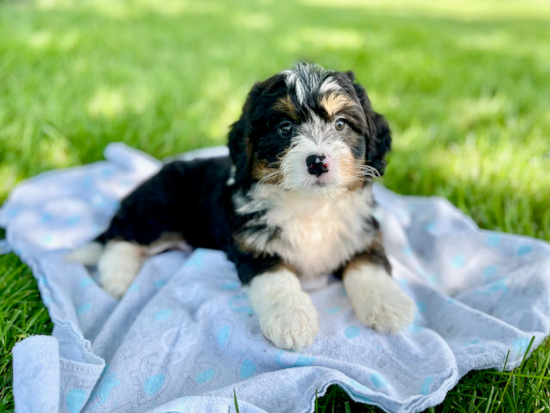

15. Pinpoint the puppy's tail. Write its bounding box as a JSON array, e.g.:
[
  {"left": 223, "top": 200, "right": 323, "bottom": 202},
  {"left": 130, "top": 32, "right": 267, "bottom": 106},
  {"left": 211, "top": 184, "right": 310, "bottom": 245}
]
[{"left": 66, "top": 242, "right": 104, "bottom": 265}]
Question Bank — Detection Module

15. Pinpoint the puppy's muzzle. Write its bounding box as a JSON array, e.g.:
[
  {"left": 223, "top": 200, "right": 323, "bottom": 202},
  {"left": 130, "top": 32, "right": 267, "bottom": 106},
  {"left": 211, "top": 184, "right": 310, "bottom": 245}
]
[{"left": 306, "top": 154, "right": 330, "bottom": 177}]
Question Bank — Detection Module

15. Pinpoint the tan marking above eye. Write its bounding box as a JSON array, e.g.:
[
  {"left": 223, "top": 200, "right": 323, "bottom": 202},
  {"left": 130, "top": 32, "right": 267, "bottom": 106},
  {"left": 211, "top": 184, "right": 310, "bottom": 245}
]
[
  {"left": 320, "top": 92, "right": 353, "bottom": 117},
  {"left": 273, "top": 95, "right": 298, "bottom": 120}
]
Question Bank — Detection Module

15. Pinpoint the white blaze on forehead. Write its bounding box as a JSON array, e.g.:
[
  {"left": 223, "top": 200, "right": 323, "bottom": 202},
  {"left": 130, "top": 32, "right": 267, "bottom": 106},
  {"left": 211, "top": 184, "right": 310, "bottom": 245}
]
[
  {"left": 296, "top": 112, "right": 326, "bottom": 144},
  {"left": 282, "top": 70, "right": 306, "bottom": 105},
  {"left": 281, "top": 63, "right": 341, "bottom": 105}
]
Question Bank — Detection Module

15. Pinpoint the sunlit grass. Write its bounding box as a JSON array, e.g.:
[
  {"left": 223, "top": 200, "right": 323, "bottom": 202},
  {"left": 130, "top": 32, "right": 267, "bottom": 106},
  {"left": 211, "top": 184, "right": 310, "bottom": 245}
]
[{"left": 0, "top": 0, "right": 549, "bottom": 411}]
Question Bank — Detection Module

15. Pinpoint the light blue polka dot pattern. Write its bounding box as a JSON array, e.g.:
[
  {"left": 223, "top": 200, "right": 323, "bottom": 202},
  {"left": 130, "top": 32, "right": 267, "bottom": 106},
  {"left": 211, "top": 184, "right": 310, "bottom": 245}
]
[
  {"left": 80, "top": 278, "right": 94, "bottom": 289},
  {"left": 419, "top": 375, "right": 434, "bottom": 395},
  {"left": 326, "top": 305, "right": 341, "bottom": 315},
  {"left": 483, "top": 265, "right": 497, "bottom": 278},
  {"left": 475, "top": 279, "right": 508, "bottom": 295},
  {"left": 343, "top": 379, "right": 372, "bottom": 404},
  {"left": 216, "top": 325, "right": 230, "bottom": 348},
  {"left": 403, "top": 246, "right": 413, "bottom": 256},
  {"left": 187, "top": 250, "right": 206, "bottom": 269},
  {"left": 5, "top": 206, "right": 21, "bottom": 219},
  {"left": 221, "top": 281, "right": 240, "bottom": 291},
  {"left": 370, "top": 373, "right": 387, "bottom": 388},
  {"left": 82, "top": 176, "right": 94, "bottom": 189},
  {"left": 517, "top": 245, "right": 532, "bottom": 256},
  {"left": 154, "top": 279, "right": 168, "bottom": 290},
  {"left": 240, "top": 359, "right": 256, "bottom": 379},
  {"left": 76, "top": 302, "right": 92, "bottom": 315},
  {"left": 451, "top": 254, "right": 465, "bottom": 269},
  {"left": 41, "top": 213, "right": 53, "bottom": 224},
  {"left": 424, "top": 221, "right": 435, "bottom": 233},
  {"left": 275, "top": 351, "right": 316, "bottom": 367},
  {"left": 101, "top": 167, "right": 115, "bottom": 177},
  {"left": 229, "top": 294, "right": 253, "bottom": 314},
  {"left": 511, "top": 337, "right": 531, "bottom": 356},
  {"left": 128, "top": 283, "right": 139, "bottom": 292},
  {"left": 66, "top": 215, "right": 81, "bottom": 226},
  {"left": 40, "top": 234, "right": 54, "bottom": 245},
  {"left": 195, "top": 368, "right": 216, "bottom": 384},
  {"left": 93, "top": 373, "right": 120, "bottom": 407},
  {"left": 144, "top": 373, "right": 165, "bottom": 396},
  {"left": 416, "top": 302, "right": 427, "bottom": 313},
  {"left": 154, "top": 309, "right": 173, "bottom": 321},
  {"left": 408, "top": 316, "right": 424, "bottom": 332},
  {"left": 294, "top": 355, "right": 316, "bottom": 367},
  {"left": 345, "top": 326, "right": 361, "bottom": 339},
  {"left": 486, "top": 234, "right": 501, "bottom": 247},
  {"left": 66, "top": 388, "right": 87, "bottom": 413}
]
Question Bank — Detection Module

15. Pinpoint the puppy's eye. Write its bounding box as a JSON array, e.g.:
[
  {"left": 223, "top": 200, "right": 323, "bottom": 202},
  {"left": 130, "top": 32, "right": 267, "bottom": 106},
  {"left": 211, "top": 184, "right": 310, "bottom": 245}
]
[
  {"left": 278, "top": 122, "right": 294, "bottom": 137},
  {"left": 335, "top": 118, "right": 347, "bottom": 131}
]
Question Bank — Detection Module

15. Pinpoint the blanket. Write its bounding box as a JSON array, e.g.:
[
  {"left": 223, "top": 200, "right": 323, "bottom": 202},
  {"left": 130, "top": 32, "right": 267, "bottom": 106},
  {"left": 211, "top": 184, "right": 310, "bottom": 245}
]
[{"left": 2, "top": 143, "right": 549, "bottom": 413}]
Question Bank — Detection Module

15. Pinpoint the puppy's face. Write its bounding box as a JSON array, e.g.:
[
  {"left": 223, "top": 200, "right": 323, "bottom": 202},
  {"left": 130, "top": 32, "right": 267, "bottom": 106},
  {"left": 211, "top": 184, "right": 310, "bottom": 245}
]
[{"left": 229, "top": 63, "right": 391, "bottom": 196}]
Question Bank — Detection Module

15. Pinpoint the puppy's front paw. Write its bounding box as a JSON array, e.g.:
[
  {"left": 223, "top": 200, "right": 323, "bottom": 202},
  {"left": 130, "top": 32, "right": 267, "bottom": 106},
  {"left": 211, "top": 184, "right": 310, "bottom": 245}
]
[
  {"left": 354, "top": 287, "right": 415, "bottom": 333},
  {"left": 345, "top": 265, "right": 416, "bottom": 333},
  {"left": 259, "top": 295, "right": 319, "bottom": 351}
]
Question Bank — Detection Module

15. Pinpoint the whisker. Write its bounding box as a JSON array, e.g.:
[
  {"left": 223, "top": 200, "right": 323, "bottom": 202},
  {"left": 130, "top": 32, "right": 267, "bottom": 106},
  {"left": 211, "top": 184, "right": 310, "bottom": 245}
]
[
  {"left": 258, "top": 169, "right": 284, "bottom": 185},
  {"left": 357, "top": 164, "right": 380, "bottom": 179}
]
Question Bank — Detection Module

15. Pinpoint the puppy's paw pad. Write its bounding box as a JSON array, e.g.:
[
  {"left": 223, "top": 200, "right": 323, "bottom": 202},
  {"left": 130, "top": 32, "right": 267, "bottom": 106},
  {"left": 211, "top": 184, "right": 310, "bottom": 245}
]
[{"left": 260, "top": 298, "right": 319, "bottom": 351}]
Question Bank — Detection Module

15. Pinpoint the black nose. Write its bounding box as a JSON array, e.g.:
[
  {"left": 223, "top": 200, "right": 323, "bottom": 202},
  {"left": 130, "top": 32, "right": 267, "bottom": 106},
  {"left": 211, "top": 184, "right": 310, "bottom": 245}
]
[{"left": 306, "top": 154, "right": 329, "bottom": 177}]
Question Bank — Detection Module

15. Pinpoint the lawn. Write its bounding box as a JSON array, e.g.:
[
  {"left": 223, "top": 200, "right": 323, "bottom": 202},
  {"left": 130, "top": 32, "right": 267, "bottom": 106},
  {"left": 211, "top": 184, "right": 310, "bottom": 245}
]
[{"left": 0, "top": 0, "right": 549, "bottom": 411}]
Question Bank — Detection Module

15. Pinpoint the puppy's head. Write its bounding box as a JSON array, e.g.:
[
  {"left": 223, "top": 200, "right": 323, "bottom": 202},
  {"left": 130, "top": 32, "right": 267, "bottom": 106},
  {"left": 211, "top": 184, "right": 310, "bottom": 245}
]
[{"left": 228, "top": 63, "right": 391, "bottom": 196}]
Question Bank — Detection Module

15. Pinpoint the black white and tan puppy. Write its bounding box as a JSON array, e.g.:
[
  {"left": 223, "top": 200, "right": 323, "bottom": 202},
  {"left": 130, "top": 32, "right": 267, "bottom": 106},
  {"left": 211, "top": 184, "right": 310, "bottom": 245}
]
[{"left": 68, "top": 63, "right": 416, "bottom": 351}]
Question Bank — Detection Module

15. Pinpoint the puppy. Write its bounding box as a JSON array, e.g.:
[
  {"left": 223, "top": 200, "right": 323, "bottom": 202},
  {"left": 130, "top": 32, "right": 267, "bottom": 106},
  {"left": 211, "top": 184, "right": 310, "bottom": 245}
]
[{"left": 68, "top": 63, "right": 416, "bottom": 351}]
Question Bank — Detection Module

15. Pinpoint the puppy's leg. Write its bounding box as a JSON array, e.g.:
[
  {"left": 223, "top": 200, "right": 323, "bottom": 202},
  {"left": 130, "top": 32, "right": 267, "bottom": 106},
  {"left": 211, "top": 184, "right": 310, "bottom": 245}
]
[
  {"left": 70, "top": 162, "right": 189, "bottom": 298},
  {"left": 343, "top": 240, "right": 415, "bottom": 333},
  {"left": 245, "top": 266, "right": 318, "bottom": 351},
  {"left": 97, "top": 241, "right": 145, "bottom": 298}
]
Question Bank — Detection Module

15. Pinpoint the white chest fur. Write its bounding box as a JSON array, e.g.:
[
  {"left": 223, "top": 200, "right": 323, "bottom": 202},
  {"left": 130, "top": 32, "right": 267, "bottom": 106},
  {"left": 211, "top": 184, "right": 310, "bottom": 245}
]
[{"left": 235, "top": 185, "right": 375, "bottom": 280}]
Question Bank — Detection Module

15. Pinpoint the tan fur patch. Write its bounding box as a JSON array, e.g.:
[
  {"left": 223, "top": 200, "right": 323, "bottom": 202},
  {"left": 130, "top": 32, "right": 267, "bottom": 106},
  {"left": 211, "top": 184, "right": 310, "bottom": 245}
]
[
  {"left": 344, "top": 234, "right": 391, "bottom": 275},
  {"left": 320, "top": 92, "right": 353, "bottom": 117},
  {"left": 338, "top": 149, "right": 363, "bottom": 190},
  {"left": 147, "top": 232, "right": 190, "bottom": 255},
  {"left": 251, "top": 156, "right": 282, "bottom": 184},
  {"left": 273, "top": 95, "right": 298, "bottom": 120}
]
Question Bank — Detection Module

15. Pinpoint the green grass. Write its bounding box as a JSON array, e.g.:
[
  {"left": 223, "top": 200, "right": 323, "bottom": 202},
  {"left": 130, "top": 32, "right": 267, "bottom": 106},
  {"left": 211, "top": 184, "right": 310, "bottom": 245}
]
[{"left": 0, "top": 0, "right": 549, "bottom": 411}]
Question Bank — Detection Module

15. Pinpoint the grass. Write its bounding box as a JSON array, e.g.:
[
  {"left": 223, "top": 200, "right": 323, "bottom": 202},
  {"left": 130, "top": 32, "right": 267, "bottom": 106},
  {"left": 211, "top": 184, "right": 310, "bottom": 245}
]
[{"left": 0, "top": 0, "right": 549, "bottom": 411}]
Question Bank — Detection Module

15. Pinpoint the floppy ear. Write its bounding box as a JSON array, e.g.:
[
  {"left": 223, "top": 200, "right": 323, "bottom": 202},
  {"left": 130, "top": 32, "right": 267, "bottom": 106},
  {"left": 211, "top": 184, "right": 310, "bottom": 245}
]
[
  {"left": 227, "top": 82, "right": 265, "bottom": 187},
  {"left": 227, "top": 116, "right": 249, "bottom": 186},
  {"left": 346, "top": 72, "right": 392, "bottom": 176},
  {"left": 366, "top": 109, "right": 391, "bottom": 176}
]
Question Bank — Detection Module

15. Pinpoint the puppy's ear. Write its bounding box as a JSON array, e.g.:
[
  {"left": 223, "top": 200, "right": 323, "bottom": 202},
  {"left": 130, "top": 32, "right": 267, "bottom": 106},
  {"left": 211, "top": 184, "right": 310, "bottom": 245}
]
[
  {"left": 228, "top": 82, "right": 264, "bottom": 187},
  {"left": 227, "top": 117, "right": 249, "bottom": 185},
  {"left": 351, "top": 80, "right": 392, "bottom": 176}
]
